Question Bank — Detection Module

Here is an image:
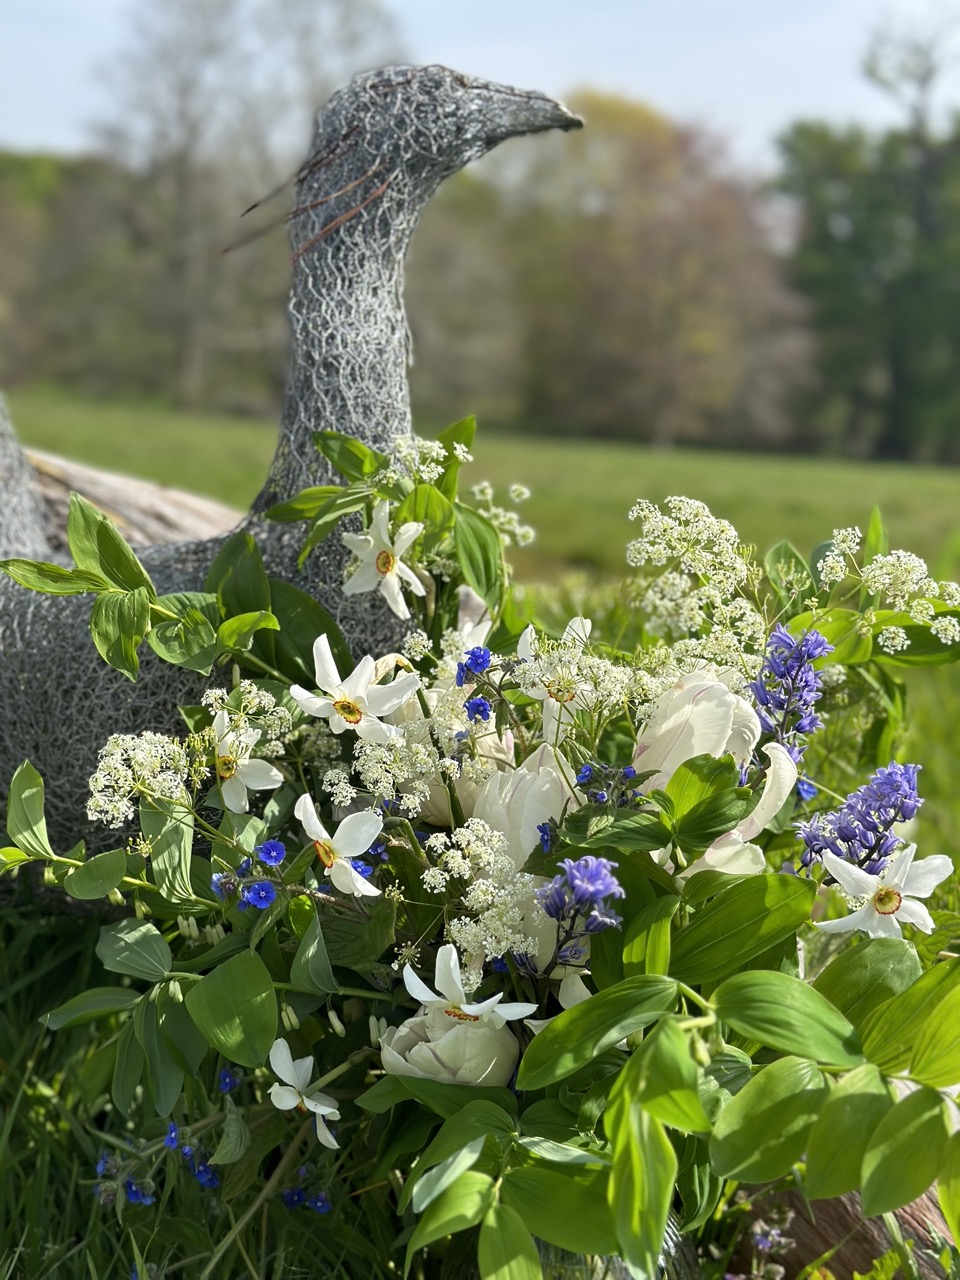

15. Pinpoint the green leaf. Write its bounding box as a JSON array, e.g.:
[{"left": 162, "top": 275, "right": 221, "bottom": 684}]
[
  {"left": 412, "top": 1136, "right": 486, "bottom": 1214},
  {"left": 606, "top": 1093, "right": 676, "bottom": 1279},
  {"left": 0, "top": 846, "right": 31, "bottom": 872},
  {"left": 502, "top": 1166, "right": 617, "bottom": 1256},
  {"left": 112, "top": 1019, "right": 145, "bottom": 1116},
  {"left": 133, "top": 995, "right": 183, "bottom": 1116},
  {"left": 96, "top": 920, "right": 172, "bottom": 983},
  {"left": 314, "top": 430, "right": 390, "bottom": 481},
  {"left": 805, "top": 1063, "right": 892, "bottom": 1200},
  {"left": 665, "top": 754, "right": 739, "bottom": 819},
  {"left": 266, "top": 578, "right": 352, "bottom": 684},
  {"left": 861, "top": 1086, "right": 948, "bottom": 1216},
  {"left": 669, "top": 874, "right": 815, "bottom": 985},
  {"left": 184, "top": 950, "right": 277, "bottom": 1067},
  {"left": 627, "top": 1018, "right": 711, "bottom": 1133},
  {"left": 205, "top": 532, "right": 272, "bottom": 630},
  {"left": 289, "top": 908, "right": 339, "bottom": 995},
  {"left": 515, "top": 1137, "right": 608, "bottom": 1166},
  {"left": 454, "top": 502, "right": 504, "bottom": 612},
  {"left": 561, "top": 809, "right": 674, "bottom": 854},
  {"left": 216, "top": 609, "right": 280, "bottom": 655},
  {"left": 395, "top": 484, "right": 455, "bottom": 544},
  {"left": 90, "top": 586, "right": 151, "bottom": 680},
  {"left": 787, "top": 608, "right": 872, "bottom": 665},
  {"left": 44, "top": 987, "right": 141, "bottom": 1029},
  {"left": 140, "top": 797, "right": 194, "bottom": 906},
  {"left": 404, "top": 1171, "right": 495, "bottom": 1277},
  {"left": 322, "top": 896, "right": 396, "bottom": 970},
  {"left": 266, "top": 484, "right": 344, "bottom": 523},
  {"left": 698, "top": 1048, "right": 753, "bottom": 1125},
  {"left": 709, "top": 1056, "right": 827, "bottom": 1182},
  {"left": 147, "top": 593, "right": 217, "bottom": 672},
  {"left": 0, "top": 558, "right": 107, "bottom": 594},
  {"left": 516, "top": 974, "right": 678, "bottom": 1091},
  {"left": 209, "top": 1095, "right": 251, "bottom": 1165},
  {"left": 67, "top": 492, "right": 155, "bottom": 597},
  {"left": 711, "top": 970, "right": 864, "bottom": 1067},
  {"left": 6, "top": 760, "right": 54, "bottom": 858},
  {"left": 477, "top": 1201, "right": 541, "bottom": 1280},
  {"left": 435, "top": 417, "right": 476, "bottom": 500},
  {"left": 297, "top": 494, "right": 370, "bottom": 565},
  {"left": 157, "top": 989, "right": 208, "bottom": 1075},
  {"left": 811, "top": 937, "right": 922, "bottom": 1032},
  {"left": 674, "top": 791, "right": 750, "bottom": 853},
  {"left": 676, "top": 1136, "right": 724, "bottom": 1233},
  {"left": 908, "top": 984, "right": 960, "bottom": 1087},
  {"left": 63, "top": 847, "right": 126, "bottom": 900},
  {"left": 937, "top": 1132, "right": 960, "bottom": 1246},
  {"left": 409, "top": 1101, "right": 516, "bottom": 1194},
  {"left": 861, "top": 958, "right": 960, "bottom": 1072},
  {"left": 394, "top": 1077, "right": 518, "bottom": 1120}
]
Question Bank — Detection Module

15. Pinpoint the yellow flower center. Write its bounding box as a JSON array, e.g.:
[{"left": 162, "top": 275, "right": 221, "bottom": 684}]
[
  {"left": 873, "top": 886, "right": 903, "bottom": 916},
  {"left": 314, "top": 840, "right": 336, "bottom": 869},
  {"left": 375, "top": 549, "right": 395, "bottom": 576},
  {"left": 332, "top": 698, "right": 363, "bottom": 725},
  {"left": 444, "top": 1006, "right": 480, "bottom": 1022},
  {"left": 546, "top": 681, "right": 577, "bottom": 704},
  {"left": 217, "top": 754, "right": 238, "bottom": 780}
]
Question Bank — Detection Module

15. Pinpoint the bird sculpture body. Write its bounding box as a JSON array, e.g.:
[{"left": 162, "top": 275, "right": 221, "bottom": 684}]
[{"left": 0, "top": 65, "right": 581, "bottom": 847}]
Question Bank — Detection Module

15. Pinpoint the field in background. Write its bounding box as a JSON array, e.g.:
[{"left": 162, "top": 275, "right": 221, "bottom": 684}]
[{"left": 7, "top": 383, "right": 960, "bottom": 879}]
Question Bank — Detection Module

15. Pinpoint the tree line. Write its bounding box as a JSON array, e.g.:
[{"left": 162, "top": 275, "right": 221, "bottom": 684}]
[{"left": 1, "top": 1, "right": 958, "bottom": 461}]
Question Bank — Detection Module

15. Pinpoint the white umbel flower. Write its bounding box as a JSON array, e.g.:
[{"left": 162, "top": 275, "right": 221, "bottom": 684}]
[
  {"left": 212, "top": 710, "right": 283, "bottom": 814},
  {"left": 295, "top": 793, "right": 383, "bottom": 898},
  {"left": 342, "top": 500, "right": 426, "bottom": 620},
  {"left": 817, "top": 845, "right": 952, "bottom": 939},
  {"left": 290, "top": 633, "right": 420, "bottom": 742},
  {"left": 267, "top": 1037, "right": 340, "bottom": 1148}
]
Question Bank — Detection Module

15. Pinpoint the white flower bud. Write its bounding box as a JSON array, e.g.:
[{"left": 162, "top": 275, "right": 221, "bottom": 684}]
[{"left": 327, "top": 1008, "right": 346, "bottom": 1038}]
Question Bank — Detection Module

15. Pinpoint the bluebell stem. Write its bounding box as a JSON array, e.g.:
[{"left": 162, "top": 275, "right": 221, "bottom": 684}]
[{"left": 749, "top": 625, "right": 833, "bottom": 764}]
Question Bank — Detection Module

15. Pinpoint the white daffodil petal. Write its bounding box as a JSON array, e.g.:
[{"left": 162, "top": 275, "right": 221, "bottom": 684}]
[
  {"left": 558, "top": 973, "right": 592, "bottom": 1009},
  {"left": 363, "top": 671, "right": 421, "bottom": 716},
  {"left": 371, "top": 500, "right": 392, "bottom": 545},
  {"left": 490, "top": 1000, "right": 539, "bottom": 1022},
  {"left": 403, "top": 966, "right": 441, "bottom": 1008},
  {"left": 433, "top": 945, "right": 467, "bottom": 1006},
  {"left": 378, "top": 571, "right": 411, "bottom": 619},
  {"left": 341, "top": 654, "right": 377, "bottom": 702},
  {"left": 897, "top": 898, "right": 936, "bottom": 932},
  {"left": 220, "top": 774, "right": 249, "bottom": 814},
  {"left": 268, "top": 1082, "right": 301, "bottom": 1110},
  {"left": 392, "top": 522, "right": 424, "bottom": 557},
  {"left": 866, "top": 911, "right": 903, "bottom": 939},
  {"left": 312, "top": 633, "right": 342, "bottom": 694},
  {"left": 314, "top": 1116, "right": 340, "bottom": 1149},
  {"left": 328, "top": 858, "right": 381, "bottom": 898},
  {"left": 269, "top": 1037, "right": 296, "bottom": 1082},
  {"left": 821, "top": 851, "right": 880, "bottom": 898},
  {"left": 460, "top": 994, "right": 504, "bottom": 1019},
  {"left": 303, "top": 1091, "right": 340, "bottom": 1118},
  {"left": 333, "top": 809, "right": 385, "bottom": 858},
  {"left": 237, "top": 759, "right": 283, "bottom": 791},
  {"left": 344, "top": 562, "right": 382, "bottom": 597},
  {"left": 902, "top": 853, "right": 953, "bottom": 898},
  {"left": 816, "top": 905, "right": 874, "bottom": 934},
  {"left": 341, "top": 532, "right": 374, "bottom": 555},
  {"left": 290, "top": 687, "right": 336, "bottom": 718},
  {"left": 396, "top": 559, "right": 427, "bottom": 595},
  {"left": 295, "top": 793, "right": 329, "bottom": 842},
  {"left": 354, "top": 715, "right": 395, "bottom": 742}
]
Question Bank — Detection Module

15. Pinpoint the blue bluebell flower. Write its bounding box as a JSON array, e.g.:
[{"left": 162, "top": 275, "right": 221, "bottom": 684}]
[
  {"left": 256, "top": 839, "right": 287, "bottom": 866},
  {"left": 749, "top": 626, "right": 833, "bottom": 764},
  {"left": 797, "top": 777, "right": 818, "bottom": 803},
  {"left": 464, "top": 696, "right": 491, "bottom": 723},
  {"left": 560, "top": 856, "right": 625, "bottom": 909},
  {"left": 307, "top": 1191, "right": 332, "bottom": 1214},
  {"left": 239, "top": 880, "right": 277, "bottom": 910},
  {"left": 282, "top": 1187, "right": 306, "bottom": 1208},
  {"left": 797, "top": 761, "right": 922, "bottom": 873}
]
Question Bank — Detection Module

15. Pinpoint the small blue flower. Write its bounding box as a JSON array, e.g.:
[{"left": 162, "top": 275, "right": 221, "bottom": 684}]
[
  {"left": 282, "top": 1187, "right": 306, "bottom": 1209},
  {"left": 237, "top": 856, "right": 253, "bottom": 877},
  {"left": 464, "top": 696, "right": 491, "bottom": 723},
  {"left": 239, "top": 880, "right": 277, "bottom": 910},
  {"left": 95, "top": 1150, "right": 112, "bottom": 1177},
  {"left": 123, "top": 1178, "right": 154, "bottom": 1206},
  {"left": 456, "top": 646, "right": 492, "bottom": 687},
  {"left": 367, "top": 838, "right": 389, "bottom": 862},
  {"left": 193, "top": 1159, "right": 219, "bottom": 1189},
  {"left": 576, "top": 764, "right": 594, "bottom": 786},
  {"left": 256, "top": 839, "right": 287, "bottom": 867},
  {"left": 163, "top": 1121, "right": 179, "bottom": 1149},
  {"left": 796, "top": 777, "right": 818, "bottom": 802},
  {"left": 350, "top": 860, "right": 374, "bottom": 879},
  {"left": 210, "top": 872, "right": 231, "bottom": 899},
  {"left": 622, "top": 766, "right": 637, "bottom": 780},
  {"left": 537, "top": 821, "right": 552, "bottom": 854},
  {"left": 218, "top": 1068, "right": 241, "bottom": 1093},
  {"left": 490, "top": 956, "right": 509, "bottom": 973},
  {"left": 307, "top": 1190, "right": 332, "bottom": 1214},
  {"left": 593, "top": 790, "right": 608, "bottom": 803}
]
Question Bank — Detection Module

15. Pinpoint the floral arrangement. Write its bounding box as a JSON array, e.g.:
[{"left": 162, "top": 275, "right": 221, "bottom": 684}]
[{"left": 4, "top": 419, "right": 960, "bottom": 1279}]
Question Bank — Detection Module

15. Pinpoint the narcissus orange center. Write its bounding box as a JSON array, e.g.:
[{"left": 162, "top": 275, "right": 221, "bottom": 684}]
[
  {"left": 873, "top": 886, "right": 903, "bottom": 915},
  {"left": 375, "top": 549, "right": 396, "bottom": 576},
  {"left": 444, "top": 1007, "right": 480, "bottom": 1022},
  {"left": 332, "top": 698, "right": 363, "bottom": 724},
  {"left": 314, "top": 840, "right": 336, "bottom": 869},
  {"left": 217, "top": 754, "right": 239, "bottom": 781}
]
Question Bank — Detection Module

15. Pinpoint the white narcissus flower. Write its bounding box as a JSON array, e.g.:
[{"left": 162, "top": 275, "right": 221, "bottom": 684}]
[
  {"left": 290, "top": 633, "right": 420, "bottom": 742},
  {"left": 211, "top": 709, "right": 283, "bottom": 814},
  {"left": 267, "top": 1037, "right": 340, "bottom": 1148},
  {"left": 295, "top": 794, "right": 383, "bottom": 898},
  {"left": 379, "top": 944, "right": 537, "bottom": 1087},
  {"left": 817, "top": 845, "right": 952, "bottom": 939},
  {"left": 342, "top": 500, "right": 426, "bottom": 620},
  {"left": 518, "top": 616, "right": 592, "bottom": 744}
]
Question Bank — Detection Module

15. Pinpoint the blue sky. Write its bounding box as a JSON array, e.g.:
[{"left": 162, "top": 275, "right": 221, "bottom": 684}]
[{"left": 1, "top": 0, "right": 955, "bottom": 169}]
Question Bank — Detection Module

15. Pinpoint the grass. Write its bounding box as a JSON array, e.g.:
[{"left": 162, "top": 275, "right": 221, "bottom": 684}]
[{"left": 9, "top": 384, "right": 960, "bottom": 582}]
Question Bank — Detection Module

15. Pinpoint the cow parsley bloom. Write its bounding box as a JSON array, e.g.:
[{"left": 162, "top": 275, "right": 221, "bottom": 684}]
[
  {"left": 342, "top": 500, "right": 426, "bottom": 620},
  {"left": 295, "top": 794, "right": 384, "bottom": 898},
  {"left": 212, "top": 709, "right": 284, "bottom": 813},
  {"left": 817, "top": 846, "right": 952, "bottom": 938},
  {"left": 290, "top": 633, "right": 420, "bottom": 742},
  {"left": 268, "top": 1038, "right": 340, "bottom": 1149}
]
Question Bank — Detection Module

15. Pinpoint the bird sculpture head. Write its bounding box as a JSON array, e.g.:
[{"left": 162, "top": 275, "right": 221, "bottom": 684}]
[{"left": 289, "top": 64, "right": 582, "bottom": 257}]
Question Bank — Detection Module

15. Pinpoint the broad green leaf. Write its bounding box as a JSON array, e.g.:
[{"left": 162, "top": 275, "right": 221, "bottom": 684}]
[
  {"left": 6, "top": 759, "right": 54, "bottom": 857},
  {"left": 435, "top": 416, "right": 476, "bottom": 499},
  {"left": 97, "top": 920, "right": 172, "bottom": 983},
  {"left": 266, "top": 484, "right": 344, "bottom": 523},
  {"left": 811, "top": 937, "right": 922, "bottom": 1032},
  {"left": 67, "top": 492, "right": 155, "bottom": 596},
  {"left": 297, "top": 494, "right": 370, "bottom": 565},
  {"left": 412, "top": 1136, "right": 486, "bottom": 1214},
  {"left": 805, "top": 1063, "right": 892, "bottom": 1200},
  {"left": 140, "top": 797, "right": 194, "bottom": 906},
  {"left": 322, "top": 895, "right": 396, "bottom": 970},
  {"left": 184, "top": 949, "right": 277, "bottom": 1067},
  {"left": 44, "top": 986, "right": 141, "bottom": 1029},
  {"left": 90, "top": 586, "right": 151, "bottom": 680},
  {"left": 938, "top": 1132, "right": 960, "bottom": 1245},
  {"left": 454, "top": 502, "right": 504, "bottom": 612},
  {"left": 908, "top": 984, "right": 960, "bottom": 1087},
  {"left": 623, "top": 897, "right": 680, "bottom": 977},
  {"left": 63, "top": 847, "right": 126, "bottom": 900},
  {"left": 861, "top": 1086, "right": 947, "bottom": 1216},
  {"left": 404, "top": 1171, "right": 495, "bottom": 1277},
  {"left": 289, "top": 908, "right": 339, "bottom": 995},
  {"left": 711, "top": 970, "right": 863, "bottom": 1067},
  {"left": 519, "top": 1099, "right": 579, "bottom": 1142},
  {"left": 477, "top": 1201, "right": 541, "bottom": 1280},
  {"left": 0, "top": 558, "right": 107, "bottom": 594},
  {"left": 112, "top": 1019, "right": 145, "bottom": 1116},
  {"left": 395, "top": 484, "right": 455, "bottom": 545},
  {"left": 698, "top": 1048, "right": 753, "bottom": 1125},
  {"left": 516, "top": 974, "right": 678, "bottom": 1091},
  {"left": 665, "top": 754, "right": 739, "bottom": 818},
  {"left": 0, "top": 846, "right": 31, "bottom": 871},
  {"left": 669, "top": 874, "right": 815, "bottom": 985},
  {"left": 676, "top": 1136, "right": 724, "bottom": 1233},
  {"left": 561, "top": 809, "right": 673, "bottom": 854},
  {"left": 606, "top": 1094, "right": 676, "bottom": 1279},
  {"left": 134, "top": 995, "right": 183, "bottom": 1116},
  {"left": 268, "top": 578, "right": 352, "bottom": 683},
  {"left": 395, "top": 1077, "right": 518, "bottom": 1120},
  {"left": 627, "top": 1018, "right": 711, "bottom": 1134},
  {"left": 502, "top": 1166, "right": 617, "bottom": 1256},
  {"left": 709, "top": 1056, "right": 827, "bottom": 1182},
  {"left": 409, "top": 1101, "right": 516, "bottom": 1193},
  {"left": 147, "top": 594, "right": 217, "bottom": 672},
  {"left": 204, "top": 531, "right": 272, "bottom": 626},
  {"left": 314, "top": 430, "right": 390, "bottom": 481},
  {"left": 861, "top": 958, "right": 960, "bottom": 1072},
  {"left": 674, "top": 791, "right": 750, "bottom": 853},
  {"left": 515, "top": 1137, "right": 608, "bottom": 1166},
  {"left": 681, "top": 870, "right": 751, "bottom": 904},
  {"left": 209, "top": 1095, "right": 251, "bottom": 1165},
  {"left": 216, "top": 609, "right": 280, "bottom": 654}
]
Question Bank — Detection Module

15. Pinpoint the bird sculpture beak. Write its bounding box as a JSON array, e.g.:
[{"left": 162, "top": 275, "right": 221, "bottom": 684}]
[{"left": 483, "top": 87, "right": 584, "bottom": 140}]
